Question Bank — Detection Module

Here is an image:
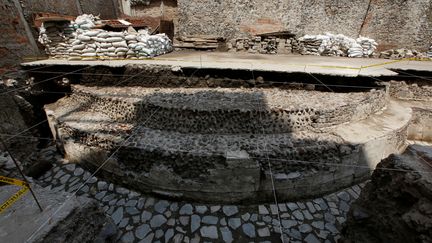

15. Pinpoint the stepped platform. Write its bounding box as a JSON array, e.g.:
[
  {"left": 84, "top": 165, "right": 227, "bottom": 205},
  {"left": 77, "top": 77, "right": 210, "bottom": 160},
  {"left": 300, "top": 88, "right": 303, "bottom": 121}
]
[{"left": 45, "top": 85, "right": 411, "bottom": 203}]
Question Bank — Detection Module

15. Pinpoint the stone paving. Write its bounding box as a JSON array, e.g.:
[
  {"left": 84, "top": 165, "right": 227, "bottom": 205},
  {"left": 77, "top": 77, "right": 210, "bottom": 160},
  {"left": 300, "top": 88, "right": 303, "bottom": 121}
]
[
  {"left": 28, "top": 147, "right": 364, "bottom": 243},
  {"left": 2, "top": 147, "right": 364, "bottom": 242}
]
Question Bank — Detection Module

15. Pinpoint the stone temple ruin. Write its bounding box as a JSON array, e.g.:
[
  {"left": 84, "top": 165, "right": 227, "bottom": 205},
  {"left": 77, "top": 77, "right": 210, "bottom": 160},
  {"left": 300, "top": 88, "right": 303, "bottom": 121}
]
[
  {"left": 45, "top": 76, "right": 405, "bottom": 203},
  {"left": 1, "top": 0, "right": 432, "bottom": 242}
]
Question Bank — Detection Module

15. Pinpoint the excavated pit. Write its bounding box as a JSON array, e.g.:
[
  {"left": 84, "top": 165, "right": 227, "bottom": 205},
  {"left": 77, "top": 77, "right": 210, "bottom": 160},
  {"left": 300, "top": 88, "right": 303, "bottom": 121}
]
[{"left": 36, "top": 64, "right": 416, "bottom": 203}]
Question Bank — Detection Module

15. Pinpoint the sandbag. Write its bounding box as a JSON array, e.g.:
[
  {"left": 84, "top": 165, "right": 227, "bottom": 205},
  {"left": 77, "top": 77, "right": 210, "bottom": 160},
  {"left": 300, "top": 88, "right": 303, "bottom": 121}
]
[
  {"left": 109, "top": 32, "right": 125, "bottom": 37},
  {"left": 78, "top": 35, "right": 91, "bottom": 41},
  {"left": 112, "top": 41, "right": 128, "bottom": 48},
  {"left": 105, "top": 37, "right": 124, "bottom": 43}
]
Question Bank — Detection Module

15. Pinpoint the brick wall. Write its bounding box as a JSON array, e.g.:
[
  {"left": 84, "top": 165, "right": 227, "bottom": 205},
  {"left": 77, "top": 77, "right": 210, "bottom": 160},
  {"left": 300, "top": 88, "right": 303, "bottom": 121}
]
[
  {"left": 0, "top": 0, "right": 36, "bottom": 68},
  {"left": 80, "top": 0, "right": 118, "bottom": 19},
  {"left": 0, "top": 0, "right": 119, "bottom": 67},
  {"left": 177, "top": 0, "right": 432, "bottom": 51}
]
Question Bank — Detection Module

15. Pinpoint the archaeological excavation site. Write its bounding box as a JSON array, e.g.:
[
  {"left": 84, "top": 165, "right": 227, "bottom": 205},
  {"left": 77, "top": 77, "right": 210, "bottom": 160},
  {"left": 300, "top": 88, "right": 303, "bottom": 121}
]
[{"left": 1, "top": 0, "right": 432, "bottom": 242}]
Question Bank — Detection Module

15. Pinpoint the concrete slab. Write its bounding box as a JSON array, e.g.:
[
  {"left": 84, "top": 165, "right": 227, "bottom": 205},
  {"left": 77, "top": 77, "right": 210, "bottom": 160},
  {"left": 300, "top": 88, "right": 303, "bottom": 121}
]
[
  {"left": 334, "top": 100, "right": 412, "bottom": 169},
  {"left": 21, "top": 51, "right": 431, "bottom": 77},
  {"left": 0, "top": 183, "right": 115, "bottom": 242}
]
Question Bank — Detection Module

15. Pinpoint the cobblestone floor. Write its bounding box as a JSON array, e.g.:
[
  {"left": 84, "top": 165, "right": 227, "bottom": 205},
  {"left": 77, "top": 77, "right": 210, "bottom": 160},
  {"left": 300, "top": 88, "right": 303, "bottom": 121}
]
[{"left": 3, "top": 147, "right": 365, "bottom": 243}]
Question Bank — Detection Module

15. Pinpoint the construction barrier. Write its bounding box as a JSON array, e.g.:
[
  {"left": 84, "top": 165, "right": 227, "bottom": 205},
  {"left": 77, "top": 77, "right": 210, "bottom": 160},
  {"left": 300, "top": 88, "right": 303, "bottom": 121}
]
[{"left": 0, "top": 175, "right": 29, "bottom": 213}]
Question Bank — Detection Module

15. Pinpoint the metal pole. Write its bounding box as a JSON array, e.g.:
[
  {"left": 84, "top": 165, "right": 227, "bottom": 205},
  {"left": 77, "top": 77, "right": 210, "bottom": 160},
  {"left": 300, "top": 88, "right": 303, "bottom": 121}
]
[{"left": 0, "top": 137, "right": 43, "bottom": 212}]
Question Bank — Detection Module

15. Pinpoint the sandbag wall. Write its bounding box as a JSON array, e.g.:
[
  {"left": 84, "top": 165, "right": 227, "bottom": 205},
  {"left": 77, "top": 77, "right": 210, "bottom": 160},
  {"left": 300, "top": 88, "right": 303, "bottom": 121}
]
[
  {"left": 38, "top": 22, "right": 76, "bottom": 58},
  {"left": 71, "top": 29, "right": 173, "bottom": 60},
  {"left": 298, "top": 33, "right": 377, "bottom": 58},
  {"left": 38, "top": 15, "right": 173, "bottom": 60}
]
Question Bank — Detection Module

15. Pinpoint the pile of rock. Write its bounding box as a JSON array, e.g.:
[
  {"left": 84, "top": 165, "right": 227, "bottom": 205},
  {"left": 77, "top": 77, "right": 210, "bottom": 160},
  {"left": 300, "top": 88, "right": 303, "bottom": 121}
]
[
  {"left": 38, "top": 14, "right": 173, "bottom": 60},
  {"left": 298, "top": 33, "right": 377, "bottom": 58},
  {"left": 229, "top": 36, "right": 299, "bottom": 54},
  {"left": 379, "top": 48, "right": 425, "bottom": 59}
]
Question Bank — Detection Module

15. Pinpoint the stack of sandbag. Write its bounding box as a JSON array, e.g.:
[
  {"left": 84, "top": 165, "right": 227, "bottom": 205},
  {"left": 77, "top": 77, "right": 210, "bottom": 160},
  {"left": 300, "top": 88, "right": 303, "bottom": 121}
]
[
  {"left": 347, "top": 43, "right": 363, "bottom": 58},
  {"left": 298, "top": 35, "right": 324, "bottom": 55},
  {"left": 126, "top": 29, "right": 173, "bottom": 59},
  {"left": 353, "top": 36, "right": 377, "bottom": 57},
  {"left": 39, "top": 14, "right": 173, "bottom": 60},
  {"left": 38, "top": 22, "right": 76, "bottom": 59},
  {"left": 68, "top": 29, "right": 128, "bottom": 60},
  {"left": 71, "top": 14, "right": 102, "bottom": 30},
  {"left": 67, "top": 29, "right": 172, "bottom": 60},
  {"left": 299, "top": 33, "right": 377, "bottom": 58},
  {"left": 320, "top": 34, "right": 353, "bottom": 56}
]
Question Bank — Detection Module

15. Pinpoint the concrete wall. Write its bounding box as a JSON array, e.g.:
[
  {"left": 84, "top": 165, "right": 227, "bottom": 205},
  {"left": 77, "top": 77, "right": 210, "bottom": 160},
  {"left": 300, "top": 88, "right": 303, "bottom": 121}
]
[{"left": 177, "top": 0, "right": 432, "bottom": 51}]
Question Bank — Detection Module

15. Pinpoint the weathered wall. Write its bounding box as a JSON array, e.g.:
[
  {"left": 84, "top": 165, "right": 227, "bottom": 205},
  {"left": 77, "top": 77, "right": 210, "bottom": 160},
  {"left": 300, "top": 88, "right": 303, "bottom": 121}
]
[
  {"left": 20, "top": 0, "right": 118, "bottom": 19},
  {"left": 79, "top": 0, "right": 119, "bottom": 19},
  {"left": 177, "top": 0, "right": 432, "bottom": 51},
  {"left": 128, "top": 0, "right": 177, "bottom": 20},
  {"left": 0, "top": 0, "right": 118, "bottom": 67},
  {"left": 0, "top": 0, "right": 38, "bottom": 68}
]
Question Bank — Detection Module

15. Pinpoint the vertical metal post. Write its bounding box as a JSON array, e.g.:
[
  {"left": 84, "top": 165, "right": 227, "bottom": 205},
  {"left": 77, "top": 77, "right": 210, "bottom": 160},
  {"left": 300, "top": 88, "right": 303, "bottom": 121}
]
[{"left": 0, "top": 137, "right": 43, "bottom": 212}]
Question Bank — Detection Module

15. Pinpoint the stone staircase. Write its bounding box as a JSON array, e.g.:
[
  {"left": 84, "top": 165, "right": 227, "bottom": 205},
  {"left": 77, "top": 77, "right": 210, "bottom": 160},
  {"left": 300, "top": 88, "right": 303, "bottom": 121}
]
[{"left": 45, "top": 84, "right": 411, "bottom": 203}]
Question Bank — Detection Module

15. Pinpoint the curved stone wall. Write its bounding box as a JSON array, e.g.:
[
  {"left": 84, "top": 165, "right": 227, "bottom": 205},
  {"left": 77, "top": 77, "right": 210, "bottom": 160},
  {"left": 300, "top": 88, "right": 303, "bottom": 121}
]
[
  {"left": 44, "top": 84, "right": 411, "bottom": 203},
  {"left": 70, "top": 85, "right": 387, "bottom": 134}
]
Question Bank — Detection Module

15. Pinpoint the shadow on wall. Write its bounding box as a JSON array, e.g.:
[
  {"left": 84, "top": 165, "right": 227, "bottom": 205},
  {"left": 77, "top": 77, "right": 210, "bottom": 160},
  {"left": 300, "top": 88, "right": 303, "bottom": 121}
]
[{"left": 43, "top": 85, "right": 404, "bottom": 204}]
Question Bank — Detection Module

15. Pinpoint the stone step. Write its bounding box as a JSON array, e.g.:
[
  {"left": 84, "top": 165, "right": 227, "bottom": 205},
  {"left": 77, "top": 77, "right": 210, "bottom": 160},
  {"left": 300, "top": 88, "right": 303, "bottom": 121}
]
[
  {"left": 65, "top": 85, "right": 387, "bottom": 134},
  {"left": 46, "top": 108, "right": 348, "bottom": 175},
  {"left": 45, "top": 98, "right": 411, "bottom": 203}
]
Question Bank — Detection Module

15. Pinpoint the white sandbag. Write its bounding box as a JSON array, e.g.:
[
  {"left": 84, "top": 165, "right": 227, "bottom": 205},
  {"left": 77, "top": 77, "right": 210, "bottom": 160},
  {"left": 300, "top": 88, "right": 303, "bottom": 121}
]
[
  {"left": 134, "top": 45, "right": 143, "bottom": 51},
  {"left": 108, "top": 32, "right": 125, "bottom": 37},
  {"left": 80, "top": 23, "right": 94, "bottom": 30},
  {"left": 105, "top": 37, "right": 124, "bottom": 43},
  {"left": 97, "top": 32, "right": 110, "bottom": 38},
  {"left": 112, "top": 41, "right": 128, "bottom": 48},
  {"left": 125, "top": 35, "right": 137, "bottom": 41},
  {"left": 72, "top": 44, "right": 86, "bottom": 50},
  {"left": 71, "top": 40, "right": 81, "bottom": 45},
  {"left": 81, "top": 53, "right": 97, "bottom": 57},
  {"left": 82, "top": 48, "right": 96, "bottom": 53},
  {"left": 78, "top": 35, "right": 91, "bottom": 41},
  {"left": 93, "top": 37, "right": 107, "bottom": 43},
  {"left": 115, "top": 47, "right": 129, "bottom": 53},
  {"left": 100, "top": 43, "right": 112, "bottom": 48},
  {"left": 86, "top": 43, "right": 97, "bottom": 49},
  {"left": 83, "top": 30, "right": 101, "bottom": 37}
]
